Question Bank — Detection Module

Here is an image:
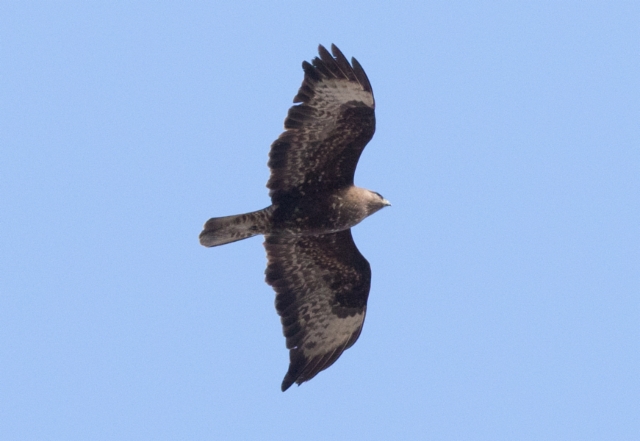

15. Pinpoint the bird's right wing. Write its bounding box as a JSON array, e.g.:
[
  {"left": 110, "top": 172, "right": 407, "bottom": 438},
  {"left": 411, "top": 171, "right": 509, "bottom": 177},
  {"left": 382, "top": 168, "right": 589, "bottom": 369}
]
[{"left": 267, "top": 44, "right": 376, "bottom": 204}]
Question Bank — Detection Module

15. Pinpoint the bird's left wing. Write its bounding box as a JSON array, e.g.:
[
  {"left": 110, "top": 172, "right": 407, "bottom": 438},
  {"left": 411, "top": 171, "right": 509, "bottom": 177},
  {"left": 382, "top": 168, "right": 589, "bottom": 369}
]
[{"left": 264, "top": 229, "right": 371, "bottom": 391}]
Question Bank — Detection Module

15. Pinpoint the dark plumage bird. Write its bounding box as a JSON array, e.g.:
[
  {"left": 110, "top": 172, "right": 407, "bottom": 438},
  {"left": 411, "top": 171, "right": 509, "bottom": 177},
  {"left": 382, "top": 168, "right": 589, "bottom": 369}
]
[{"left": 199, "top": 44, "right": 390, "bottom": 391}]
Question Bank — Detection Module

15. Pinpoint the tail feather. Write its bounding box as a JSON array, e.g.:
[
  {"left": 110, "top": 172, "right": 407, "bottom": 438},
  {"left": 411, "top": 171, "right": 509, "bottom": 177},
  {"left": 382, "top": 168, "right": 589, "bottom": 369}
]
[{"left": 199, "top": 206, "right": 273, "bottom": 247}]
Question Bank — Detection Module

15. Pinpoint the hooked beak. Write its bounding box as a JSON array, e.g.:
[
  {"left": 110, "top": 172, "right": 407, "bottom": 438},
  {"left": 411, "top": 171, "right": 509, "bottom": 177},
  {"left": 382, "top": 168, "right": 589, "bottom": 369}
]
[{"left": 382, "top": 198, "right": 392, "bottom": 207}]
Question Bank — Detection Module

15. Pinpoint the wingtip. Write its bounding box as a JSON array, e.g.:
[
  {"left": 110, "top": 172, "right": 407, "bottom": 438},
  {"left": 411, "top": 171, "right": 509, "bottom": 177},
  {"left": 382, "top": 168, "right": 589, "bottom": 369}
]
[
  {"left": 281, "top": 376, "right": 295, "bottom": 392},
  {"left": 330, "top": 43, "right": 347, "bottom": 61},
  {"left": 318, "top": 43, "right": 329, "bottom": 53}
]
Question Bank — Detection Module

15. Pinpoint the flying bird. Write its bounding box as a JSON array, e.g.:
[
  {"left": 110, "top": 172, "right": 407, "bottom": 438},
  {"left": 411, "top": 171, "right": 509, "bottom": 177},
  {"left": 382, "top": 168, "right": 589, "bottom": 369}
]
[{"left": 199, "top": 44, "right": 390, "bottom": 391}]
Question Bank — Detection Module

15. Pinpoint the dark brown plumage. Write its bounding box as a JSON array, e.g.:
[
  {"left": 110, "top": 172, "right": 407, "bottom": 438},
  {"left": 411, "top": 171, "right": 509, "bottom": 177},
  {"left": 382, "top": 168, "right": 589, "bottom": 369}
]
[{"left": 199, "top": 44, "right": 390, "bottom": 391}]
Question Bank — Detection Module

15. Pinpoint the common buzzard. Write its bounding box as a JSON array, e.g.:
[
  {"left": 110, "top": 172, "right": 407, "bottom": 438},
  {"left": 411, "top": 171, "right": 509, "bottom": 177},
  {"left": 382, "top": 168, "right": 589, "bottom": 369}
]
[{"left": 200, "top": 44, "right": 389, "bottom": 391}]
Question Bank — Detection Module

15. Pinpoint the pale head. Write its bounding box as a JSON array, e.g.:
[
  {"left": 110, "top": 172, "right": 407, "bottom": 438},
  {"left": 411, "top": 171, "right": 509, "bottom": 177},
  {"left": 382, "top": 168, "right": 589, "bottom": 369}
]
[{"left": 366, "top": 190, "right": 391, "bottom": 215}]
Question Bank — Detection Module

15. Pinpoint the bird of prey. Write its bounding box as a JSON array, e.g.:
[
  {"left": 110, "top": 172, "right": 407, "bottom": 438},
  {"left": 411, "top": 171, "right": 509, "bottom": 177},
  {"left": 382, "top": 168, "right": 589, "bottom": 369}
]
[{"left": 199, "top": 44, "right": 390, "bottom": 391}]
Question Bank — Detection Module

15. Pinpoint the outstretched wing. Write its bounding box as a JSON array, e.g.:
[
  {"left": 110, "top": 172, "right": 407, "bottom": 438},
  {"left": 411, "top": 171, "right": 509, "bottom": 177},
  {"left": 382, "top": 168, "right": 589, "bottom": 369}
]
[
  {"left": 264, "top": 229, "right": 371, "bottom": 391},
  {"left": 267, "top": 44, "right": 376, "bottom": 204}
]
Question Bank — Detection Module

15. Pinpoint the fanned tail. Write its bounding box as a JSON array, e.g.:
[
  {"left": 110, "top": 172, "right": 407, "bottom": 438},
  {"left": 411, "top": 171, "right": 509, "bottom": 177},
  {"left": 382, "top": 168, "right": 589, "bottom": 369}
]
[{"left": 199, "top": 206, "right": 273, "bottom": 247}]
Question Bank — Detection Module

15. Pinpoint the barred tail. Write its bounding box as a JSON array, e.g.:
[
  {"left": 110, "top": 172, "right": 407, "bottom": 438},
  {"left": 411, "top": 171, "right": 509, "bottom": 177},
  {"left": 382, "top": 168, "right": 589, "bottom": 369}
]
[{"left": 199, "top": 206, "right": 273, "bottom": 247}]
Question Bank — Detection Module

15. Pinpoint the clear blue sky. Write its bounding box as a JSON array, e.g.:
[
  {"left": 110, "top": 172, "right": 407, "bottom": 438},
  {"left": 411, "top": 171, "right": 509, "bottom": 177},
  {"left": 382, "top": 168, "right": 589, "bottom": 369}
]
[{"left": 1, "top": 2, "right": 638, "bottom": 440}]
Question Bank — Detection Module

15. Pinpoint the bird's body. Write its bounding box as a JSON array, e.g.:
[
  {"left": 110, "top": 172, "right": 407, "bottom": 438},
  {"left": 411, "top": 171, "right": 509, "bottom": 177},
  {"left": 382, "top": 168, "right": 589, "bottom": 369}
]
[{"left": 200, "top": 44, "right": 389, "bottom": 391}]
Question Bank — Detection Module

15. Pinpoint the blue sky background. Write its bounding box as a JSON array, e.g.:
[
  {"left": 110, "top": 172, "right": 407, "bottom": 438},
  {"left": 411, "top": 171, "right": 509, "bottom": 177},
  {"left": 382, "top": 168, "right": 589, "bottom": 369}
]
[{"left": 1, "top": 2, "right": 638, "bottom": 440}]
